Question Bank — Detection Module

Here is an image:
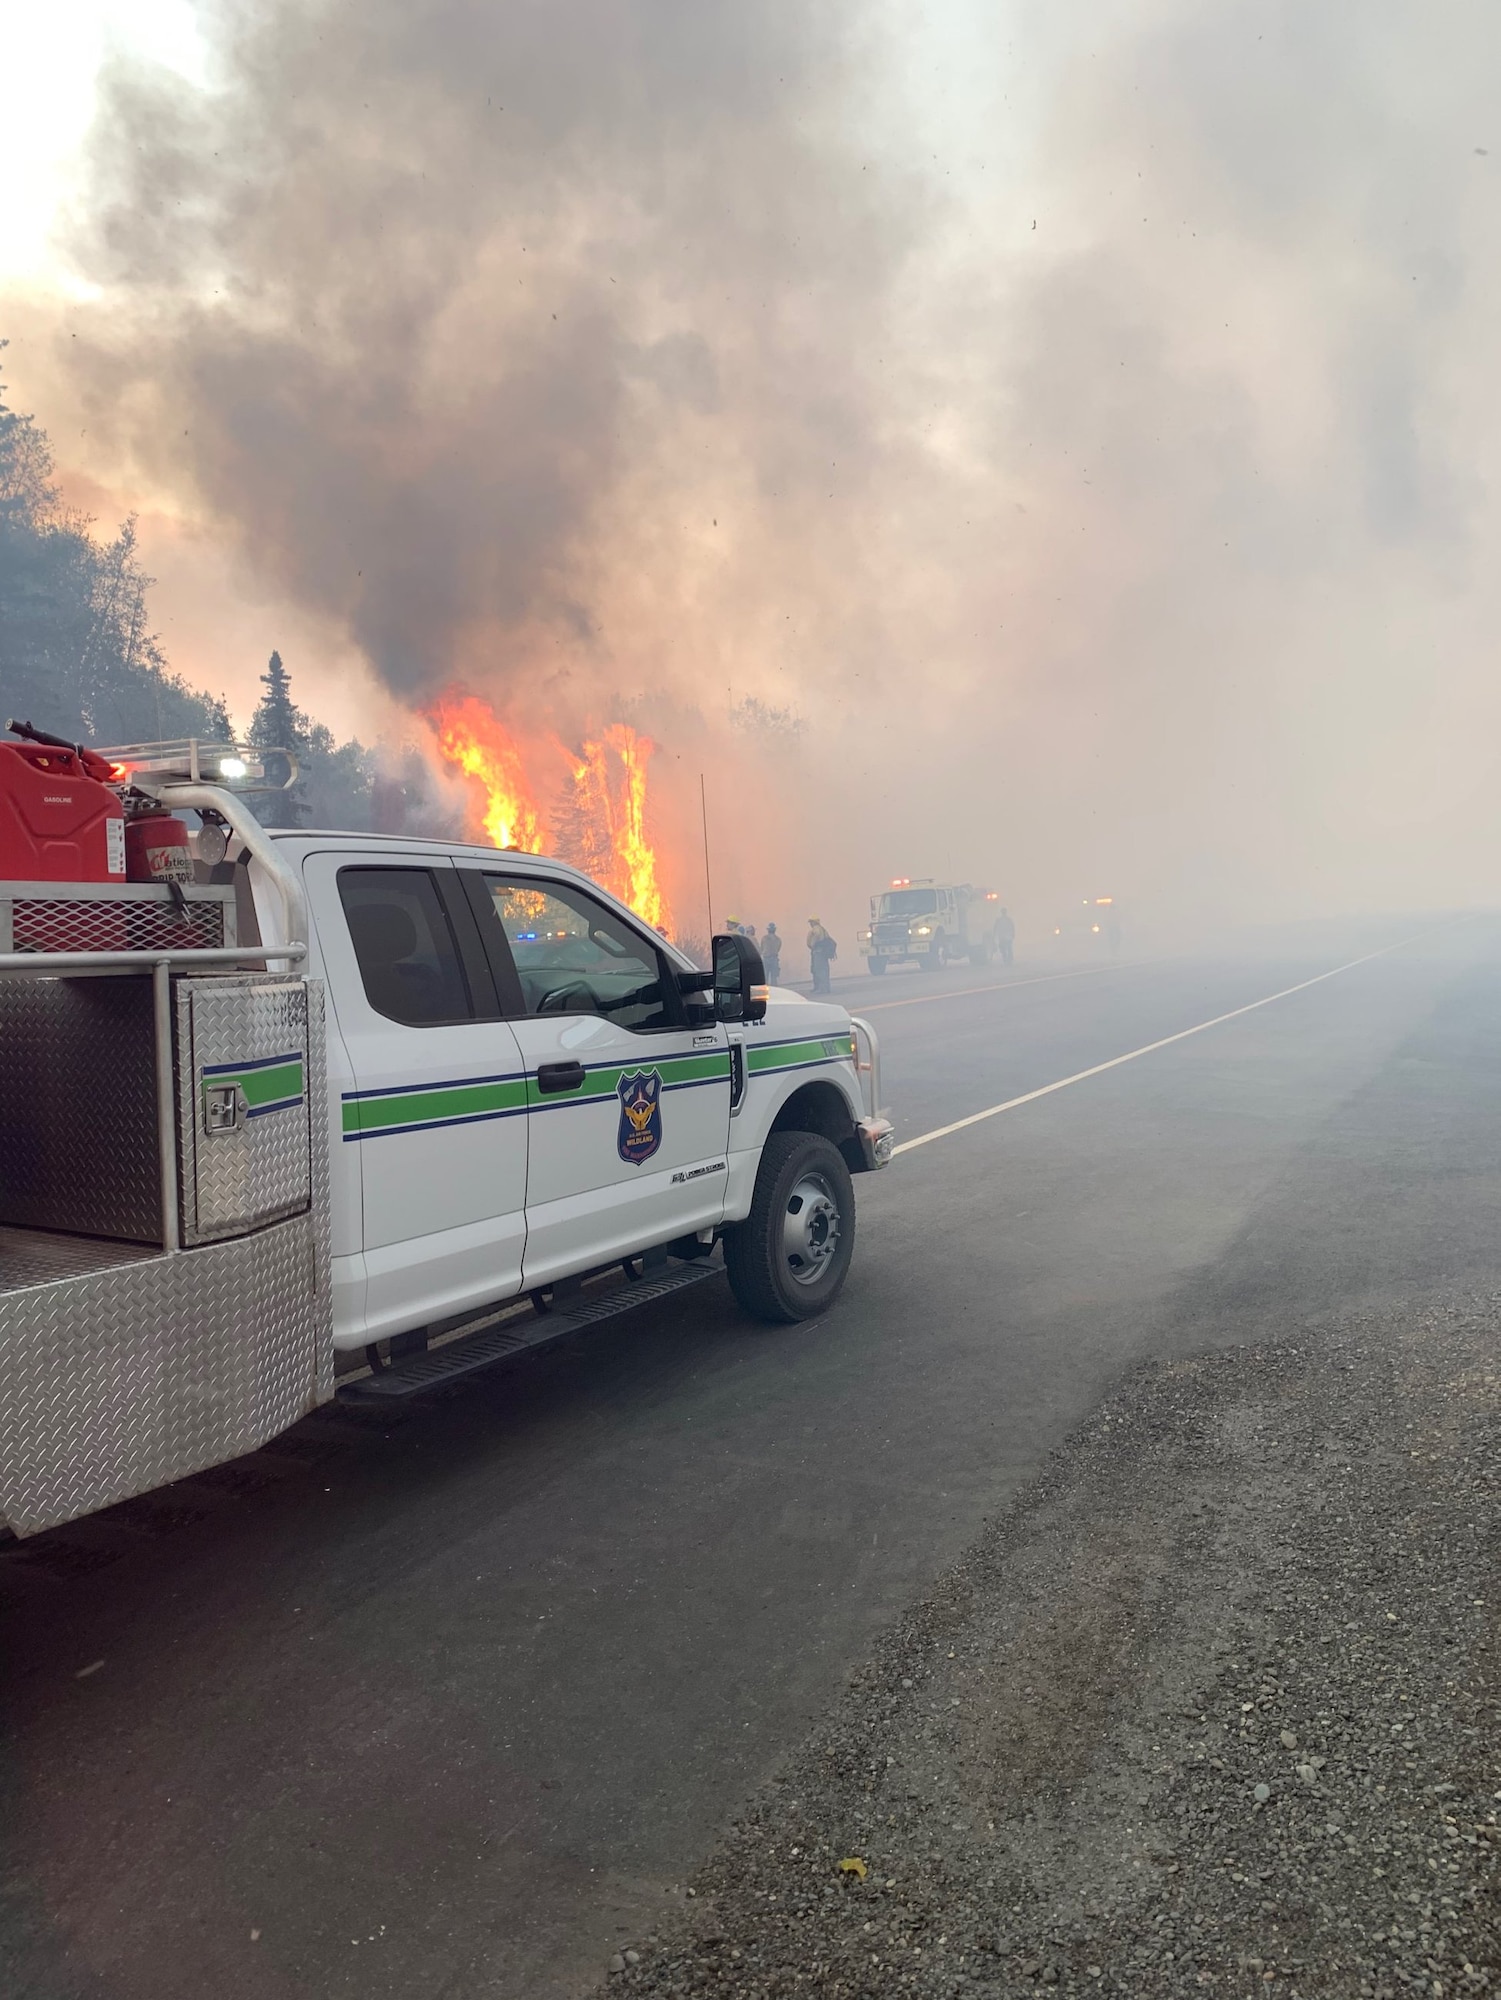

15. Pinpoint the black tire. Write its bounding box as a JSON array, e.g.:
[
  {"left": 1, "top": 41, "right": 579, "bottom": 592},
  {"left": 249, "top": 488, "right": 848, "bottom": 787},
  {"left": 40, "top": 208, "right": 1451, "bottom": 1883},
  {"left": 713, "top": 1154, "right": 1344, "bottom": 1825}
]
[
  {"left": 723, "top": 1131, "right": 856, "bottom": 1323},
  {"left": 866, "top": 957, "right": 886, "bottom": 976},
  {"left": 926, "top": 942, "right": 947, "bottom": 971}
]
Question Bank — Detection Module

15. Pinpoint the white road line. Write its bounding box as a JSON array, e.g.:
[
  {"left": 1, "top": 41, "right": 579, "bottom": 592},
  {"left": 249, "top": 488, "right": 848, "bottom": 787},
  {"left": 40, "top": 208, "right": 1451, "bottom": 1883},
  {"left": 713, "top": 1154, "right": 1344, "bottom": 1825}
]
[
  {"left": 860, "top": 964, "right": 1119, "bottom": 1014},
  {"left": 892, "top": 932, "right": 1428, "bottom": 1157}
]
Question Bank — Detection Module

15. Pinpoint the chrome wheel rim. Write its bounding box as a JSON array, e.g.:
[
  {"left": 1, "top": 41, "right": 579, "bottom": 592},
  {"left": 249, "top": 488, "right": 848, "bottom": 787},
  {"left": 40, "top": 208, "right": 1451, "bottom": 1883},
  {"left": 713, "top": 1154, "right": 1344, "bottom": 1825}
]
[{"left": 782, "top": 1171, "right": 842, "bottom": 1287}]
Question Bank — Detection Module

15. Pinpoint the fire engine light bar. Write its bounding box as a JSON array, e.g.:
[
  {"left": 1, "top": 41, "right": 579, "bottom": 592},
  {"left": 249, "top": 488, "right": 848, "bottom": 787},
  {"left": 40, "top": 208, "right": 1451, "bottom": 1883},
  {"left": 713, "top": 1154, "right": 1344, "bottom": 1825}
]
[{"left": 97, "top": 739, "right": 293, "bottom": 790}]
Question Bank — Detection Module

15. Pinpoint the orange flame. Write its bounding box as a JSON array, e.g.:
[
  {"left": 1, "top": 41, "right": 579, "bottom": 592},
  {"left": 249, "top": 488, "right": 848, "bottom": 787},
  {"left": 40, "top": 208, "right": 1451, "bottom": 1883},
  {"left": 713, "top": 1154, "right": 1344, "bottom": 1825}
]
[
  {"left": 427, "top": 694, "right": 671, "bottom": 932},
  {"left": 428, "top": 693, "right": 545, "bottom": 853},
  {"left": 569, "top": 725, "right": 670, "bottom": 932}
]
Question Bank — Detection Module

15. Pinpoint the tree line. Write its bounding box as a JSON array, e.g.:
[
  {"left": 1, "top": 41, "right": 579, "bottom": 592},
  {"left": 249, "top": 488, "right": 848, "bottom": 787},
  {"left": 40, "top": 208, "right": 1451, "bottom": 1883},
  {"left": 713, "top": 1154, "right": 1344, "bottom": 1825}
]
[{"left": 0, "top": 349, "right": 442, "bottom": 833}]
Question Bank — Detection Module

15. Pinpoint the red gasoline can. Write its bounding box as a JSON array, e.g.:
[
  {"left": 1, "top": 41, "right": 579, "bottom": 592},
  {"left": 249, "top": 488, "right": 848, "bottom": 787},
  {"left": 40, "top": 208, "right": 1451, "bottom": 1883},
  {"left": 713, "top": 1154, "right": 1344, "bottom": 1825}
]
[
  {"left": 125, "top": 810, "right": 194, "bottom": 885},
  {"left": 0, "top": 741, "right": 126, "bottom": 883}
]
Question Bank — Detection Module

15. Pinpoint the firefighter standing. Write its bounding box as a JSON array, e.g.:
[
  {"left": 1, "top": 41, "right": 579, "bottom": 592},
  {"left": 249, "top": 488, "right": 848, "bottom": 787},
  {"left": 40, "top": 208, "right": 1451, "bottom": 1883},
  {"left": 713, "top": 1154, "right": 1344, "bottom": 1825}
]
[
  {"left": 995, "top": 905, "right": 1016, "bottom": 968},
  {"left": 807, "top": 917, "right": 836, "bottom": 994},
  {"left": 760, "top": 922, "right": 782, "bottom": 983}
]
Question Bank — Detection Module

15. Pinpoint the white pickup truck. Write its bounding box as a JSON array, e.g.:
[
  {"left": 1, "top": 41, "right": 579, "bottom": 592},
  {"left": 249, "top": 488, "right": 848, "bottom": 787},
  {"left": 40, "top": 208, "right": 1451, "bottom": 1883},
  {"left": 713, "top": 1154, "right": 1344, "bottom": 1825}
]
[
  {"left": 0, "top": 762, "right": 891, "bottom": 1535},
  {"left": 255, "top": 819, "right": 892, "bottom": 1344}
]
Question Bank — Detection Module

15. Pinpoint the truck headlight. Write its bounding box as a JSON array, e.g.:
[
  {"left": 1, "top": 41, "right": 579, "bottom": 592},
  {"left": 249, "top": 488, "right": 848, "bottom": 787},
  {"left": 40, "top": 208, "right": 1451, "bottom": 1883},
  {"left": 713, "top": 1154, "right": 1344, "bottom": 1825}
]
[{"left": 914, "top": 925, "right": 931, "bottom": 936}]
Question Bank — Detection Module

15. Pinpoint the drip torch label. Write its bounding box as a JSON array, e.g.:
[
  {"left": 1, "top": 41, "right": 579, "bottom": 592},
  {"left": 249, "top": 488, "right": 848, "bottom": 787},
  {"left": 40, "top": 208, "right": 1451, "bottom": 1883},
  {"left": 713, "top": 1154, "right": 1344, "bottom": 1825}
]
[
  {"left": 106, "top": 819, "right": 126, "bottom": 876},
  {"left": 147, "top": 842, "right": 195, "bottom": 883}
]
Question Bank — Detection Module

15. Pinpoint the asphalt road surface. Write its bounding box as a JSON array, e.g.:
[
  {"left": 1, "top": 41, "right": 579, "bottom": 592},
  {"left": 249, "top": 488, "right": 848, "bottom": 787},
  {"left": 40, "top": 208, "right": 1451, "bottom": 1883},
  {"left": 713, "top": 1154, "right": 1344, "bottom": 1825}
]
[{"left": 4, "top": 914, "right": 1499, "bottom": 2000}]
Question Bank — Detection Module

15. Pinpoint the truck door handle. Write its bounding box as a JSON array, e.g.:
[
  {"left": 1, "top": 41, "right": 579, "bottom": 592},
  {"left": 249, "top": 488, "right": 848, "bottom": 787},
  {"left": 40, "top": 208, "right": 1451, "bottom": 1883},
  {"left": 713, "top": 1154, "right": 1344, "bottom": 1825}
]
[{"left": 536, "top": 1060, "right": 587, "bottom": 1094}]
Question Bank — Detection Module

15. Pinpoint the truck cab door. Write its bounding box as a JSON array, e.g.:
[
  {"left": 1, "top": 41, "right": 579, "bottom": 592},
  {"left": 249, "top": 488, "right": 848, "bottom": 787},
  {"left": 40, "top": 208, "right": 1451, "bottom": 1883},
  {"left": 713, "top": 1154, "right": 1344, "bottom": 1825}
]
[
  {"left": 304, "top": 854, "right": 528, "bottom": 1348},
  {"left": 460, "top": 867, "right": 732, "bottom": 1292}
]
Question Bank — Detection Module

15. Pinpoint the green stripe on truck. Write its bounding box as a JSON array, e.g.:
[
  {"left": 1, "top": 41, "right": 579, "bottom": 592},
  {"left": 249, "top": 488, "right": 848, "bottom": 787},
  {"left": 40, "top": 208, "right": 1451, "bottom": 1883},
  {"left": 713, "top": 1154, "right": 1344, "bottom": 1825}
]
[
  {"left": 745, "top": 1035, "right": 855, "bottom": 1074},
  {"left": 342, "top": 1051, "right": 732, "bottom": 1138},
  {"left": 206, "top": 1058, "right": 304, "bottom": 1110},
  {"left": 524, "top": 1050, "right": 732, "bottom": 1107},
  {"left": 343, "top": 1076, "right": 529, "bottom": 1136}
]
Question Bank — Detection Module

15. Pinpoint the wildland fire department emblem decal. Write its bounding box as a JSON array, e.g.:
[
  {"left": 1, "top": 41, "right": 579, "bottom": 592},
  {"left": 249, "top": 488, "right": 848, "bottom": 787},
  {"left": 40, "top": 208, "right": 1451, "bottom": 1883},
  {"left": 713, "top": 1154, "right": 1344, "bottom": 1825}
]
[{"left": 616, "top": 1068, "right": 664, "bottom": 1166}]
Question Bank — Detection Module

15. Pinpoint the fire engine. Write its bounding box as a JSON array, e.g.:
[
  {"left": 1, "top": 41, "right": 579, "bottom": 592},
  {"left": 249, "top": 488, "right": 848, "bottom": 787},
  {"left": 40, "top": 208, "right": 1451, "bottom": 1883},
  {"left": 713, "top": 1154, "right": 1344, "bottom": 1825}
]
[
  {"left": 0, "top": 726, "right": 891, "bottom": 1537},
  {"left": 856, "top": 877, "right": 1003, "bottom": 974}
]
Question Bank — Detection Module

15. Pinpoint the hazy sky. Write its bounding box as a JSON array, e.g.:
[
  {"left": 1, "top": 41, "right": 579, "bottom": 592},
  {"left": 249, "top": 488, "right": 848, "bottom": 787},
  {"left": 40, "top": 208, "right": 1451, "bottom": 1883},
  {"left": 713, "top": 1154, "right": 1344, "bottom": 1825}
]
[
  {"left": 4, "top": 1, "right": 1500, "bottom": 935},
  {"left": 0, "top": 2, "right": 205, "bottom": 282}
]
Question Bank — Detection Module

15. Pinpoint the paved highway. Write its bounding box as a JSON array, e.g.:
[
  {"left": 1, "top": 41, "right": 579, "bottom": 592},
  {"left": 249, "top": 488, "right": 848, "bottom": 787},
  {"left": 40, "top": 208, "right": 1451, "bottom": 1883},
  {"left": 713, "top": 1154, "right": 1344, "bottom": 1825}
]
[{"left": 4, "top": 916, "right": 1499, "bottom": 1999}]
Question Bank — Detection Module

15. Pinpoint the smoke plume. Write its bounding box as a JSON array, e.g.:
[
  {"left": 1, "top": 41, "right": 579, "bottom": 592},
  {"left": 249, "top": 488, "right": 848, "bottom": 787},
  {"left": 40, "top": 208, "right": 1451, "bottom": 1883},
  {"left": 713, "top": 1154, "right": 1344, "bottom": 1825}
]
[
  {"left": 39, "top": 0, "right": 1501, "bottom": 935},
  {"left": 65, "top": 5, "right": 921, "bottom": 721}
]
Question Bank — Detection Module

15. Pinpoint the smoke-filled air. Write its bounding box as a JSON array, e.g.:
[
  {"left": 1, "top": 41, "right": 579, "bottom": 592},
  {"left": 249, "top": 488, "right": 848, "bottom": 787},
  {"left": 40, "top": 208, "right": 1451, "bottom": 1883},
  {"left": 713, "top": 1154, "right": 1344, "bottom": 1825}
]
[{"left": 8, "top": 0, "right": 1501, "bottom": 943}]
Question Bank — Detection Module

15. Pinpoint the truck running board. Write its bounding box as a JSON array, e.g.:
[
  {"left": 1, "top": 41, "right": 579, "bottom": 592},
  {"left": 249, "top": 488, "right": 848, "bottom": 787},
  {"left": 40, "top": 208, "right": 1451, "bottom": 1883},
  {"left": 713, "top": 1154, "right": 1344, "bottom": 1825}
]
[{"left": 339, "top": 1260, "right": 724, "bottom": 1401}]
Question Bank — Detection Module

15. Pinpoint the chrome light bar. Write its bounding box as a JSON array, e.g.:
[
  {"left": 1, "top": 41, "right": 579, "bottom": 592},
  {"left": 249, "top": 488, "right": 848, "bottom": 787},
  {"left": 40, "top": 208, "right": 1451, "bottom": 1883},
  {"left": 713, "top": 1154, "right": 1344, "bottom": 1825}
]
[{"left": 98, "top": 739, "right": 298, "bottom": 789}]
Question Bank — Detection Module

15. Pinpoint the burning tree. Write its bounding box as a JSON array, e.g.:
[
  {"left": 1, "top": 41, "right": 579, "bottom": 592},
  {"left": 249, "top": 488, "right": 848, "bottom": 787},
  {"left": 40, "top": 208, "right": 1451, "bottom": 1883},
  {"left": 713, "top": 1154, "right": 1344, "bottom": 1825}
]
[
  {"left": 427, "top": 692, "right": 671, "bottom": 932},
  {"left": 552, "top": 743, "right": 614, "bottom": 884},
  {"left": 428, "top": 692, "right": 544, "bottom": 853},
  {"left": 583, "top": 725, "right": 669, "bottom": 934}
]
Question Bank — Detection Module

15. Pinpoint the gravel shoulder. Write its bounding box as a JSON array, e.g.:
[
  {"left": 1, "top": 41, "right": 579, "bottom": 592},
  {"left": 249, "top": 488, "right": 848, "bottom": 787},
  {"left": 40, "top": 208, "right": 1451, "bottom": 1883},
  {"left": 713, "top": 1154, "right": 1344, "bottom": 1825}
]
[{"left": 598, "top": 1301, "right": 1499, "bottom": 1999}]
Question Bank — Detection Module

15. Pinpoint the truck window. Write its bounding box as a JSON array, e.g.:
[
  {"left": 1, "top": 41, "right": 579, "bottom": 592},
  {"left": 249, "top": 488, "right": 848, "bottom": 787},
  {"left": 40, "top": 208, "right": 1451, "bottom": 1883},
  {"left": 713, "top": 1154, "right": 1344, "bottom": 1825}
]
[
  {"left": 480, "top": 875, "right": 679, "bottom": 1032},
  {"left": 877, "top": 888, "right": 938, "bottom": 918},
  {"left": 338, "top": 867, "right": 474, "bottom": 1026}
]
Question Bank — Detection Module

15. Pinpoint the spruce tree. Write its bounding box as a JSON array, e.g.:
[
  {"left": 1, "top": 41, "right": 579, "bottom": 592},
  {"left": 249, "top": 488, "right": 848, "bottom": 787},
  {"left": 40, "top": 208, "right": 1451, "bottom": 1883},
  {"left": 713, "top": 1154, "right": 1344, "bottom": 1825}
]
[{"left": 248, "top": 650, "right": 310, "bottom": 827}]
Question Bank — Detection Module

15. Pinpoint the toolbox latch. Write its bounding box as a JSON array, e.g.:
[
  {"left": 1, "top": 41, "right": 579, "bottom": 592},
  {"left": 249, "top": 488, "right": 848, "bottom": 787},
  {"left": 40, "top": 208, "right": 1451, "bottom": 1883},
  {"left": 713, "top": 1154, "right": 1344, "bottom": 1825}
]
[{"left": 203, "top": 1083, "right": 247, "bottom": 1135}]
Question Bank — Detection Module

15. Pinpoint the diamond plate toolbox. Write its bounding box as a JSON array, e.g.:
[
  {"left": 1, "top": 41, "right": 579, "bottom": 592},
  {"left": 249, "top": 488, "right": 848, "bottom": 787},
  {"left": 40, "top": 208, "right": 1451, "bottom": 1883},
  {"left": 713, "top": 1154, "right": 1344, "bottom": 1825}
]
[
  {"left": 0, "top": 977, "right": 161, "bottom": 1240},
  {"left": 0, "top": 1213, "right": 330, "bottom": 1537},
  {"left": 176, "top": 975, "right": 317, "bottom": 1245},
  {"left": 0, "top": 972, "right": 333, "bottom": 1537}
]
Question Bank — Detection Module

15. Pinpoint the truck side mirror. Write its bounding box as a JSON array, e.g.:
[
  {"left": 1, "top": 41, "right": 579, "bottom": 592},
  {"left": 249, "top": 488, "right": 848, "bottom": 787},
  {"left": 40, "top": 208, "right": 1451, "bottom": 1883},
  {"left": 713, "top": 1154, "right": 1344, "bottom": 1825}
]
[{"left": 712, "top": 933, "right": 768, "bottom": 1024}]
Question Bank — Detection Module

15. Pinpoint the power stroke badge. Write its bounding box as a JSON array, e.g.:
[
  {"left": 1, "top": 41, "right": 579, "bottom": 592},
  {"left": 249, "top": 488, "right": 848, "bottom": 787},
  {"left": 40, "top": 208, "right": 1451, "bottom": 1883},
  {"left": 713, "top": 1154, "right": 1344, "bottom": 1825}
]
[{"left": 616, "top": 1068, "right": 664, "bottom": 1165}]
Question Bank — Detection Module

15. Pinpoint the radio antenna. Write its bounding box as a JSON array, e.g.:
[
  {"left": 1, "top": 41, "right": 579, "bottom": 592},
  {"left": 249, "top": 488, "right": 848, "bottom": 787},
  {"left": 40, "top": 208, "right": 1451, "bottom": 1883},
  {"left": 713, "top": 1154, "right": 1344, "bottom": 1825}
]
[{"left": 699, "top": 772, "right": 714, "bottom": 948}]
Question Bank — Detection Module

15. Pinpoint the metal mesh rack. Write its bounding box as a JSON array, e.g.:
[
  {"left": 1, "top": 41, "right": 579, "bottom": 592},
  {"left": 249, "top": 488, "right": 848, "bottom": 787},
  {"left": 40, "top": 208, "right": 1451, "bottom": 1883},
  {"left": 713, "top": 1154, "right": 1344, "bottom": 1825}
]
[{"left": 0, "top": 881, "right": 234, "bottom": 957}]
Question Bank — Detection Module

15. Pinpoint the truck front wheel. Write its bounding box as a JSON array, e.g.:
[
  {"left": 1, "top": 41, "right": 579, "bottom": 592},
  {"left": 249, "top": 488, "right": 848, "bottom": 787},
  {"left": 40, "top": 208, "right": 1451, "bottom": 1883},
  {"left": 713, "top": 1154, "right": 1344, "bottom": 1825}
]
[
  {"left": 724, "top": 1131, "right": 856, "bottom": 1323},
  {"left": 866, "top": 957, "right": 886, "bottom": 976}
]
